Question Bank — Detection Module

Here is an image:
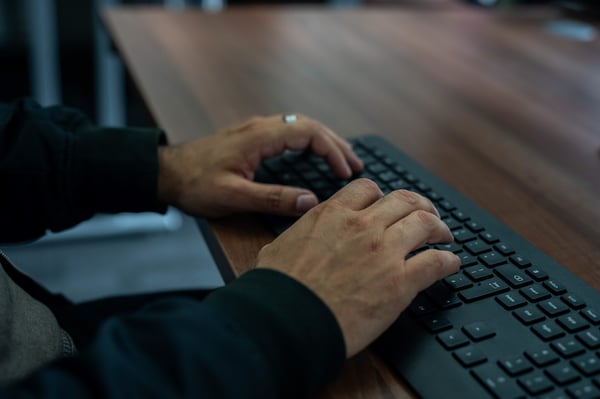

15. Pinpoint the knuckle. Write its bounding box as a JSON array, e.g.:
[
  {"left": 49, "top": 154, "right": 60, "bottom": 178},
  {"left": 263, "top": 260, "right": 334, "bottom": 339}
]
[
  {"left": 414, "top": 209, "right": 437, "bottom": 227},
  {"left": 353, "top": 178, "right": 382, "bottom": 194},
  {"left": 236, "top": 115, "right": 263, "bottom": 133},
  {"left": 388, "top": 189, "right": 418, "bottom": 205},
  {"left": 345, "top": 213, "right": 371, "bottom": 231},
  {"left": 430, "top": 250, "right": 447, "bottom": 269},
  {"left": 389, "top": 190, "right": 437, "bottom": 215},
  {"left": 401, "top": 189, "right": 420, "bottom": 203},
  {"left": 427, "top": 250, "right": 451, "bottom": 275},
  {"left": 313, "top": 198, "right": 341, "bottom": 218},
  {"left": 368, "top": 232, "right": 386, "bottom": 252},
  {"left": 302, "top": 118, "right": 320, "bottom": 132},
  {"left": 264, "top": 186, "right": 284, "bottom": 210}
]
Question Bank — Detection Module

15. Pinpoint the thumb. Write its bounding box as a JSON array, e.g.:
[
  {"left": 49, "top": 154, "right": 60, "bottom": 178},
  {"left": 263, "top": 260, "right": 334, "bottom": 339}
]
[{"left": 235, "top": 179, "right": 319, "bottom": 216}]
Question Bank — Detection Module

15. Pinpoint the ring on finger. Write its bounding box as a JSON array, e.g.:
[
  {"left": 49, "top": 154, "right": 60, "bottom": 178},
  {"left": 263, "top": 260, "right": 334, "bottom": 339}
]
[{"left": 282, "top": 113, "right": 297, "bottom": 124}]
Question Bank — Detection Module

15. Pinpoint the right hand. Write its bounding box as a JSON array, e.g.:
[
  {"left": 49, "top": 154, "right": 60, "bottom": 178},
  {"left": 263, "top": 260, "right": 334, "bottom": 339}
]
[{"left": 256, "top": 179, "right": 460, "bottom": 358}]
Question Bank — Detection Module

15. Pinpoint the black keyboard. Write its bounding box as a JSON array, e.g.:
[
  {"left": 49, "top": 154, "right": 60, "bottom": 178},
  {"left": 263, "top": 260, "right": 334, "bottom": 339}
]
[{"left": 255, "top": 135, "right": 600, "bottom": 399}]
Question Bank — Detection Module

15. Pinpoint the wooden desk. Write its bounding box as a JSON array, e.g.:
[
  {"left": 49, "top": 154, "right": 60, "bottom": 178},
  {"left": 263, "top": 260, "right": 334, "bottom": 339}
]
[{"left": 103, "top": 6, "right": 600, "bottom": 398}]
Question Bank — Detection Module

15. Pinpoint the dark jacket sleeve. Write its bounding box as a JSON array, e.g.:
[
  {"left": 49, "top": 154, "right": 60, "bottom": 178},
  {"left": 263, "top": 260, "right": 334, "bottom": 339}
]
[
  {"left": 0, "top": 98, "right": 166, "bottom": 243},
  {"left": 1, "top": 269, "right": 346, "bottom": 399}
]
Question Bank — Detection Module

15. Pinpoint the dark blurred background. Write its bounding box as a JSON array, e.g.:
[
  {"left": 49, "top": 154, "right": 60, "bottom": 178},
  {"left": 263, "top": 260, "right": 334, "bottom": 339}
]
[{"left": 1, "top": 0, "right": 594, "bottom": 124}]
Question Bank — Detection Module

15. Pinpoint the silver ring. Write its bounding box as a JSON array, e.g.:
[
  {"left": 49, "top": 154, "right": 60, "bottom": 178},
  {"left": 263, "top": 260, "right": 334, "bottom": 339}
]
[{"left": 282, "top": 114, "right": 297, "bottom": 124}]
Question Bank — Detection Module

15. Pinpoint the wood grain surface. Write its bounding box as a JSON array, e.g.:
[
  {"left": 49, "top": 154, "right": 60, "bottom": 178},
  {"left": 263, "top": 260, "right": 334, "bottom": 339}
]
[{"left": 103, "top": 5, "right": 600, "bottom": 398}]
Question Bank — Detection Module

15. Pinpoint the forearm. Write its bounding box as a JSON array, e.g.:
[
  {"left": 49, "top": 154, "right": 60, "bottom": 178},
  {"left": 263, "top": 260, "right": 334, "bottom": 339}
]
[
  {"left": 0, "top": 98, "right": 166, "bottom": 243},
  {"left": 2, "top": 269, "right": 345, "bottom": 399}
]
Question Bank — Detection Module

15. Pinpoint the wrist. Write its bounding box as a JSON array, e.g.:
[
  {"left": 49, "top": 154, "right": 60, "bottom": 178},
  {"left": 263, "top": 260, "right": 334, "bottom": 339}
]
[{"left": 157, "top": 145, "right": 181, "bottom": 206}]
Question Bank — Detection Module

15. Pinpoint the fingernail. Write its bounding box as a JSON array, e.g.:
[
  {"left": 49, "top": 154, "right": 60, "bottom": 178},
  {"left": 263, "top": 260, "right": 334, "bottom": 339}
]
[
  {"left": 453, "top": 254, "right": 462, "bottom": 269},
  {"left": 296, "top": 194, "right": 318, "bottom": 213},
  {"left": 344, "top": 163, "right": 353, "bottom": 177}
]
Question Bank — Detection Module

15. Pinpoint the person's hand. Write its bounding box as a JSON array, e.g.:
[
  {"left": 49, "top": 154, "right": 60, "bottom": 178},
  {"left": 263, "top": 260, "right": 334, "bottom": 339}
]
[
  {"left": 255, "top": 179, "right": 460, "bottom": 358},
  {"left": 158, "top": 114, "right": 363, "bottom": 217}
]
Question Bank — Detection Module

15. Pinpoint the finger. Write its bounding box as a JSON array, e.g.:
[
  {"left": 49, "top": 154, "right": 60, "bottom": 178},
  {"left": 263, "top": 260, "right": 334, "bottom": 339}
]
[
  {"left": 386, "top": 209, "right": 453, "bottom": 255},
  {"left": 322, "top": 126, "right": 364, "bottom": 173},
  {"left": 327, "top": 178, "right": 384, "bottom": 211},
  {"left": 227, "top": 178, "right": 319, "bottom": 216},
  {"left": 402, "top": 250, "right": 461, "bottom": 296},
  {"left": 270, "top": 114, "right": 360, "bottom": 179},
  {"left": 364, "top": 190, "right": 440, "bottom": 228}
]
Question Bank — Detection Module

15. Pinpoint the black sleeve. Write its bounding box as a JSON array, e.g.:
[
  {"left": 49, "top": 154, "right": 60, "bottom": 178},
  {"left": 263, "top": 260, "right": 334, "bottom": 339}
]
[
  {"left": 0, "top": 98, "right": 166, "bottom": 243},
  {"left": 1, "top": 269, "right": 346, "bottom": 399}
]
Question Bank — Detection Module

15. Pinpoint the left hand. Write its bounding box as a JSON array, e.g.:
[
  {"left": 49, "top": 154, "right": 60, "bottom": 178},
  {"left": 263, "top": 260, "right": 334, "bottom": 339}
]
[{"left": 157, "top": 114, "right": 363, "bottom": 217}]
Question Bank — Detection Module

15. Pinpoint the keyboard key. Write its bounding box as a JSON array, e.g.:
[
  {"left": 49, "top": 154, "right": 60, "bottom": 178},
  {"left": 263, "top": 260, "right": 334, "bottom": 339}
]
[
  {"left": 444, "top": 273, "right": 473, "bottom": 290},
  {"left": 495, "top": 264, "right": 533, "bottom": 288},
  {"left": 409, "top": 295, "right": 437, "bottom": 316},
  {"left": 425, "top": 281, "right": 462, "bottom": 309},
  {"left": 581, "top": 308, "right": 600, "bottom": 325},
  {"left": 562, "top": 293, "right": 586, "bottom": 310},
  {"left": 576, "top": 330, "right": 600, "bottom": 349},
  {"left": 443, "top": 217, "right": 462, "bottom": 231},
  {"left": 479, "top": 251, "right": 508, "bottom": 267},
  {"left": 458, "top": 253, "right": 478, "bottom": 268},
  {"left": 453, "top": 345, "right": 487, "bottom": 367},
  {"left": 463, "top": 321, "right": 496, "bottom": 341},
  {"left": 526, "top": 347, "right": 560, "bottom": 367},
  {"left": 496, "top": 292, "right": 528, "bottom": 310},
  {"left": 451, "top": 210, "right": 469, "bottom": 222},
  {"left": 538, "top": 299, "right": 570, "bottom": 317},
  {"left": 545, "top": 362, "right": 580, "bottom": 385},
  {"left": 552, "top": 338, "right": 586, "bottom": 358},
  {"left": 391, "top": 164, "right": 407, "bottom": 176},
  {"left": 495, "top": 242, "right": 515, "bottom": 256},
  {"left": 572, "top": 355, "right": 600, "bottom": 377},
  {"left": 465, "top": 220, "right": 485, "bottom": 232},
  {"left": 464, "top": 265, "right": 494, "bottom": 282},
  {"left": 465, "top": 240, "right": 492, "bottom": 255},
  {"left": 532, "top": 321, "right": 566, "bottom": 341},
  {"left": 480, "top": 232, "right": 500, "bottom": 244},
  {"left": 420, "top": 313, "right": 453, "bottom": 333},
  {"left": 518, "top": 372, "right": 554, "bottom": 395},
  {"left": 366, "top": 162, "right": 387, "bottom": 174},
  {"left": 426, "top": 191, "right": 442, "bottom": 202},
  {"left": 403, "top": 173, "right": 419, "bottom": 184},
  {"left": 538, "top": 392, "right": 569, "bottom": 399},
  {"left": 387, "top": 179, "right": 411, "bottom": 190},
  {"left": 544, "top": 280, "right": 567, "bottom": 295},
  {"left": 438, "top": 200, "right": 456, "bottom": 212},
  {"left": 510, "top": 255, "right": 531, "bottom": 268},
  {"left": 300, "top": 170, "right": 322, "bottom": 181},
  {"left": 498, "top": 355, "right": 533, "bottom": 376},
  {"left": 378, "top": 170, "right": 400, "bottom": 183},
  {"left": 520, "top": 284, "right": 552, "bottom": 302},
  {"left": 514, "top": 306, "right": 546, "bottom": 325},
  {"left": 435, "top": 242, "right": 462, "bottom": 253},
  {"left": 453, "top": 228, "right": 477, "bottom": 243},
  {"left": 459, "top": 279, "right": 509, "bottom": 303},
  {"left": 437, "top": 329, "right": 470, "bottom": 350},
  {"left": 526, "top": 267, "right": 549, "bottom": 281},
  {"left": 557, "top": 314, "right": 590, "bottom": 333},
  {"left": 415, "top": 181, "right": 430, "bottom": 192},
  {"left": 566, "top": 380, "right": 600, "bottom": 398},
  {"left": 471, "top": 363, "right": 524, "bottom": 399}
]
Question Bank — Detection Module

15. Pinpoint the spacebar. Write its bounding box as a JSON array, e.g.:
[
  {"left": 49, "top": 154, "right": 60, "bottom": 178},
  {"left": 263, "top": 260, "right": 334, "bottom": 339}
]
[{"left": 459, "top": 279, "right": 509, "bottom": 303}]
